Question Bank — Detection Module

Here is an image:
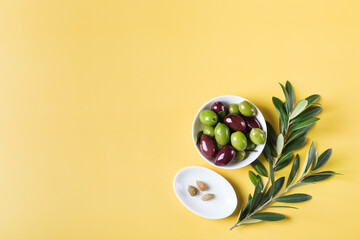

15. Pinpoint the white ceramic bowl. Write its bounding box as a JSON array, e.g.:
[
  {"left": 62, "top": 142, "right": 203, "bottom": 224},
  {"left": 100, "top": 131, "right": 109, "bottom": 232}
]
[
  {"left": 173, "top": 166, "right": 237, "bottom": 219},
  {"left": 192, "top": 95, "right": 267, "bottom": 169}
]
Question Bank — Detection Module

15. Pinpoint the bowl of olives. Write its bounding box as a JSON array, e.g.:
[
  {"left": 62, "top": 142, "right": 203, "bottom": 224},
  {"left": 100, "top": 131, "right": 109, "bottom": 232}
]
[{"left": 192, "top": 95, "right": 267, "bottom": 169}]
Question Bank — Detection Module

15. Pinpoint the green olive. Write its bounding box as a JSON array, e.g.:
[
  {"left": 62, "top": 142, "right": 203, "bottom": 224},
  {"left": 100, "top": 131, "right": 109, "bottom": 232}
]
[
  {"left": 230, "top": 131, "right": 247, "bottom": 151},
  {"left": 214, "top": 123, "right": 230, "bottom": 145},
  {"left": 203, "top": 125, "right": 215, "bottom": 137},
  {"left": 234, "top": 150, "right": 246, "bottom": 161},
  {"left": 228, "top": 104, "right": 240, "bottom": 114},
  {"left": 239, "top": 101, "right": 256, "bottom": 117},
  {"left": 199, "top": 110, "right": 218, "bottom": 126},
  {"left": 250, "top": 128, "right": 266, "bottom": 145}
]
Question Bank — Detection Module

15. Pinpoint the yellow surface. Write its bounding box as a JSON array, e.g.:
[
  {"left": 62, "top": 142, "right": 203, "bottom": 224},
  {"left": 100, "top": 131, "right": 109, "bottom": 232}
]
[{"left": 0, "top": 0, "right": 359, "bottom": 239}]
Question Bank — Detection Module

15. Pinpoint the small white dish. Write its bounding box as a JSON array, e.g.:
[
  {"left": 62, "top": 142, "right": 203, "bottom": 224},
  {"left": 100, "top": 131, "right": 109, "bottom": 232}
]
[
  {"left": 173, "top": 166, "right": 237, "bottom": 219},
  {"left": 192, "top": 95, "right": 267, "bottom": 169}
]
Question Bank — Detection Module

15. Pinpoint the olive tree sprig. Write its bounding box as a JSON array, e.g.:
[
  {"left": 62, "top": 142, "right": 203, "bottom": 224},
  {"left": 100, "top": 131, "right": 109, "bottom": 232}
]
[
  {"left": 251, "top": 81, "right": 321, "bottom": 192},
  {"left": 231, "top": 81, "right": 338, "bottom": 230}
]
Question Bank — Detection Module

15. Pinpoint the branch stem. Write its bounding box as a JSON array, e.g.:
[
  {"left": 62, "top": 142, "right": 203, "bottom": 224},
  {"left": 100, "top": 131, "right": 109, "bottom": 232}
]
[{"left": 231, "top": 170, "right": 311, "bottom": 230}]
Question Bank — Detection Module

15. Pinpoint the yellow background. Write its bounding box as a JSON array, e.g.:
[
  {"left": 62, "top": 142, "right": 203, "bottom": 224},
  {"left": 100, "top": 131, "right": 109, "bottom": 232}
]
[{"left": 0, "top": 0, "right": 359, "bottom": 239}]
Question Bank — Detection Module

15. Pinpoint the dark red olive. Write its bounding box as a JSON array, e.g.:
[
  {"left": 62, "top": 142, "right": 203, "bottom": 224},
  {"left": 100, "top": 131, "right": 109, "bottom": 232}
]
[
  {"left": 214, "top": 145, "right": 236, "bottom": 166},
  {"left": 211, "top": 101, "right": 227, "bottom": 114},
  {"left": 243, "top": 117, "right": 262, "bottom": 131},
  {"left": 199, "top": 134, "right": 216, "bottom": 158},
  {"left": 224, "top": 114, "right": 246, "bottom": 132}
]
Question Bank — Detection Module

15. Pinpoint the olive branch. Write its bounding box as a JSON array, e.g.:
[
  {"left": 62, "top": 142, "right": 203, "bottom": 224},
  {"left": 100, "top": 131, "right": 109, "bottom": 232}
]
[{"left": 230, "top": 81, "right": 339, "bottom": 230}]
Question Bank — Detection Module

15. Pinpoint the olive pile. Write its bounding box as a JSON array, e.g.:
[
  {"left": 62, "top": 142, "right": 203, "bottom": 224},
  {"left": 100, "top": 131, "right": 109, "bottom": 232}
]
[{"left": 197, "top": 101, "right": 266, "bottom": 166}]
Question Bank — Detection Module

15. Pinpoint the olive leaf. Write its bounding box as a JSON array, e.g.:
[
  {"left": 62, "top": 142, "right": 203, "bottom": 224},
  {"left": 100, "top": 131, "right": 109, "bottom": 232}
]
[
  {"left": 276, "top": 134, "right": 284, "bottom": 156},
  {"left": 249, "top": 180, "right": 263, "bottom": 212},
  {"left": 266, "top": 121, "right": 277, "bottom": 145},
  {"left": 286, "top": 154, "right": 299, "bottom": 187},
  {"left": 241, "top": 218, "right": 263, "bottom": 225},
  {"left": 260, "top": 177, "right": 285, "bottom": 205},
  {"left": 312, "top": 149, "right": 332, "bottom": 170},
  {"left": 251, "top": 212, "right": 286, "bottom": 221},
  {"left": 274, "top": 152, "right": 293, "bottom": 171},
  {"left": 289, "top": 118, "right": 320, "bottom": 132},
  {"left": 267, "top": 152, "right": 275, "bottom": 196},
  {"left": 272, "top": 97, "right": 287, "bottom": 133},
  {"left": 311, "top": 152, "right": 319, "bottom": 171},
  {"left": 298, "top": 143, "right": 314, "bottom": 180},
  {"left": 275, "top": 193, "right": 312, "bottom": 203},
  {"left": 263, "top": 205, "right": 298, "bottom": 209},
  {"left": 305, "top": 94, "right": 320, "bottom": 105},
  {"left": 283, "top": 136, "right": 306, "bottom": 155},
  {"left": 286, "top": 125, "right": 311, "bottom": 144},
  {"left": 291, "top": 106, "right": 321, "bottom": 124},
  {"left": 280, "top": 83, "right": 291, "bottom": 114},
  {"left": 304, "top": 142, "right": 315, "bottom": 172},
  {"left": 248, "top": 171, "right": 259, "bottom": 186},
  {"left": 285, "top": 81, "right": 294, "bottom": 110},
  {"left": 289, "top": 100, "right": 308, "bottom": 119},
  {"left": 301, "top": 172, "right": 337, "bottom": 183},
  {"left": 287, "top": 182, "right": 314, "bottom": 190},
  {"left": 251, "top": 160, "right": 268, "bottom": 177}
]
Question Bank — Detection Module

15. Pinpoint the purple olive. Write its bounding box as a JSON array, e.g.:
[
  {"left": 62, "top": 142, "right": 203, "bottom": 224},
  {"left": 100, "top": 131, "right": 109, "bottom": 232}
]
[
  {"left": 243, "top": 117, "right": 262, "bottom": 132},
  {"left": 211, "top": 101, "right": 227, "bottom": 114},
  {"left": 214, "top": 145, "right": 236, "bottom": 166},
  {"left": 224, "top": 114, "right": 246, "bottom": 132},
  {"left": 199, "top": 134, "right": 216, "bottom": 158}
]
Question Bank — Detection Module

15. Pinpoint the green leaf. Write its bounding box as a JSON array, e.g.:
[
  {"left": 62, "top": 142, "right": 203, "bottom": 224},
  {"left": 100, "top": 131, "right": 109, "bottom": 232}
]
[
  {"left": 268, "top": 141, "right": 278, "bottom": 157},
  {"left": 257, "top": 174, "right": 263, "bottom": 190},
  {"left": 311, "top": 151, "right": 319, "bottom": 171},
  {"left": 289, "top": 118, "right": 320, "bottom": 132},
  {"left": 283, "top": 136, "right": 306, "bottom": 155},
  {"left": 274, "top": 152, "right": 292, "bottom": 171},
  {"left": 298, "top": 142, "right": 314, "bottom": 180},
  {"left": 304, "top": 142, "right": 315, "bottom": 172},
  {"left": 263, "top": 205, "right": 298, "bottom": 209},
  {"left": 249, "top": 180, "right": 263, "bottom": 212},
  {"left": 272, "top": 97, "right": 288, "bottom": 133},
  {"left": 305, "top": 94, "right": 320, "bottom": 105},
  {"left": 196, "top": 131, "right": 203, "bottom": 144},
  {"left": 236, "top": 204, "right": 245, "bottom": 222},
  {"left": 301, "top": 172, "right": 335, "bottom": 183},
  {"left": 286, "top": 125, "right": 311, "bottom": 144},
  {"left": 251, "top": 160, "right": 268, "bottom": 177},
  {"left": 291, "top": 106, "right": 322, "bottom": 124},
  {"left": 313, "top": 170, "right": 340, "bottom": 175},
  {"left": 260, "top": 177, "right": 285, "bottom": 205},
  {"left": 218, "top": 111, "right": 226, "bottom": 122},
  {"left": 240, "top": 199, "right": 251, "bottom": 220},
  {"left": 289, "top": 100, "right": 308, "bottom": 119},
  {"left": 285, "top": 81, "right": 294, "bottom": 111},
  {"left": 252, "top": 212, "right": 286, "bottom": 221},
  {"left": 248, "top": 171, "right": 258, "bottom": 186},
  {"left": 276, "top": 134, "right": 284, "bottom": 156},
  {"left": 280, "top": 83, "right": 291, "bottom": 114},
  {"left": 241, "top": 218, "right": 263, "bottom": 225},
  {"left": 313, "top": 148, "right": 332, "bottom": 170},
  {"left": 267, "top": 153, "right": 275, "bottom": 196},
  {"left": 286, "top": 154, "right": 299, "bottom": 187},
  {"left": 263, "top": 142, "right": 273, "bottom": 162},
  {"left": 275, "top": 193, "right": 312, "bottom": 203},
  {"left": 266, "top": 121, "right": 277, "bottom": 146},
  {"left": 288, "top": 183, "right": 313, "bottom": 190}
]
